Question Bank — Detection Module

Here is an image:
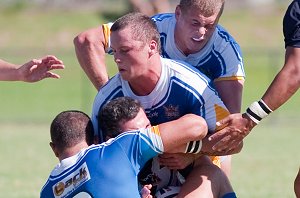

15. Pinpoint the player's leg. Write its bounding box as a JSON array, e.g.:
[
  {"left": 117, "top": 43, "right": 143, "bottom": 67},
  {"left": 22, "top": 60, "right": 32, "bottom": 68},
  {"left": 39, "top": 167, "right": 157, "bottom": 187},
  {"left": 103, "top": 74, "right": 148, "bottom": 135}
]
[
  {"left": 295, "top": 167, "right": 300, "bottom": 198},
  {"left": 177, "top": 156, "right": 236, "bottom": 198},
  {"left": 220, "top": 155, "right": 232, "bottom": 178}
]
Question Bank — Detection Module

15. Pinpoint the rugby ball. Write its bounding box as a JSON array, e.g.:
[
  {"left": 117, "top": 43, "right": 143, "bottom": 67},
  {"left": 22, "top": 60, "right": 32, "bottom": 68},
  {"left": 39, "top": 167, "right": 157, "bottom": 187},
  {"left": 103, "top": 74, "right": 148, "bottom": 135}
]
[{"left": 155, "top": 186, "right": 180, "bottom": 198}]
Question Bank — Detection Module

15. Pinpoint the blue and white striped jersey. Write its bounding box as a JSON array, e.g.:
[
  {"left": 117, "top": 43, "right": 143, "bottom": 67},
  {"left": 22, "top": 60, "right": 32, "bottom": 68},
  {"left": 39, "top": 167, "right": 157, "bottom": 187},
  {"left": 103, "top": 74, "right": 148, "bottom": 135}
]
[{"left": 92, "top": 57, "right": 229, "bottom": 143}]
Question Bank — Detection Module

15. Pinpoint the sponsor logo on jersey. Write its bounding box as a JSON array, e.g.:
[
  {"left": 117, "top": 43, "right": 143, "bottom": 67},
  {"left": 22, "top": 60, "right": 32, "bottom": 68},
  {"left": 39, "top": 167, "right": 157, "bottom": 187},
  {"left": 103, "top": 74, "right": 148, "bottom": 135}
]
[
  {"left": 147, "top": 111, "right": 159, "bottom": 119},
  {"left": 52, "top": 162, "right": 91, "bottom": 198},
  {"left": 163, "top": 104, "right": 179, "bottom": 119}
]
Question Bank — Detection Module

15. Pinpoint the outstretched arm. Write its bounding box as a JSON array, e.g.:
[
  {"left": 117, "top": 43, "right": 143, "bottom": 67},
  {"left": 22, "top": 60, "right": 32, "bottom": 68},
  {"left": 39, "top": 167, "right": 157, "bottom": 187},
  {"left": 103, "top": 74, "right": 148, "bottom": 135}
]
[
  {"left": 74, "top": 26, "right": 109, "bottom": 90},
  {"left": 262, "top": 47, "right": 300, "bottom": 110},
  {"left": 0, "top": 55, "right": 64, "bottom": 82},
  {"left": 159, "top": 114, "right": 208, "bottom": 153},
  {"left": 209, "top": 47, "right": 300, "bottom": 152}
]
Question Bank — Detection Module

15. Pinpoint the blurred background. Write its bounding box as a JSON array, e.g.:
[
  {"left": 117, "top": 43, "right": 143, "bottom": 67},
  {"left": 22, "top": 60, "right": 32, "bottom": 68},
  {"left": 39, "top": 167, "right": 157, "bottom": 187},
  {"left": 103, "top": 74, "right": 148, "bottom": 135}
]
[{"left": 0, "top": 0, "right": 299, "bottom": 197}]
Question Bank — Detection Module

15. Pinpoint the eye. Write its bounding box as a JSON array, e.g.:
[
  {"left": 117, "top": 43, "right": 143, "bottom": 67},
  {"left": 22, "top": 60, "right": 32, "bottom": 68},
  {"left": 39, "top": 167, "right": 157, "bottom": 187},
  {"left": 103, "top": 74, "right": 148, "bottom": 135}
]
[
  {"left": 205, "top": 24, "right": 215, "bottom": 30},
  {"left": 120, "top": 48, "right": 130, "bottom": 53},
  {"left": 191, "top": 21, "right": 199, "bottom": 26}
]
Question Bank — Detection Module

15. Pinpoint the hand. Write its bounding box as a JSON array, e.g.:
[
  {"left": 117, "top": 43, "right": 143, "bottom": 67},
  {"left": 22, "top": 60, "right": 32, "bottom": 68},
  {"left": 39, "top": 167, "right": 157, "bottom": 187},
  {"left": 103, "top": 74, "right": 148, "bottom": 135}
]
[
  {"left": 208, "top": 113, "right": 256, "bottom": 152},
  {"left": 158, "top": 153, "right": 195, "bottom": 170},
  {"left": 140, "top": 184, "right": 153, "bottom": 198},
  {"left": 19, "top": 55, "right": 64, "bottom": 82}
]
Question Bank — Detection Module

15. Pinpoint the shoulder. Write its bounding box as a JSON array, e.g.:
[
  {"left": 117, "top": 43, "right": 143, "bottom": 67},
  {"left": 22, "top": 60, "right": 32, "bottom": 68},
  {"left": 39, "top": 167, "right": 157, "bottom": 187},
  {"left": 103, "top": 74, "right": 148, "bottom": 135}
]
[
  {"left": 151, "top": 13, "right": 174, "bottom": 22},
  {"left": 163, "top": 58, "right": 211, "bottom": 82},
  {"left": 215, "top": 25, "right": 240, "bottom": 48},
  {"left": 94, "top": 74, "right": 123, "bottom": 103}
]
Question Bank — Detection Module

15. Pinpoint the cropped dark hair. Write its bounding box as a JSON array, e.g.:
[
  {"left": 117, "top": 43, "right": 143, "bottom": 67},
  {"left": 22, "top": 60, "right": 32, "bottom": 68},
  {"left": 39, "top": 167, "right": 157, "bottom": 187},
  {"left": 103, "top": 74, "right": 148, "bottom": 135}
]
[
  {"left": 111, "top": 12, "right": 161, "bottom": 51},
  {"left": 98, "top": 97, "right": 142, "bottom": 138},
  {"left": 50, "top": 110, "right": 94, "bottom": 152},
  {"left": 179, "top": 0, "right": 225, "bottom": 17}
]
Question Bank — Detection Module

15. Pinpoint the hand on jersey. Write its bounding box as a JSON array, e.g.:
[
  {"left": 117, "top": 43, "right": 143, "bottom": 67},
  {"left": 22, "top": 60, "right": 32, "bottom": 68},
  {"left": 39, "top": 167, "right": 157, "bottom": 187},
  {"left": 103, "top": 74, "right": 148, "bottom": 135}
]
[
  {"left": 208, "top": 113, "right": 255, "bottom": 152},
  {"left": 158, "top": 153, "right": 195, "bottom": 170}
]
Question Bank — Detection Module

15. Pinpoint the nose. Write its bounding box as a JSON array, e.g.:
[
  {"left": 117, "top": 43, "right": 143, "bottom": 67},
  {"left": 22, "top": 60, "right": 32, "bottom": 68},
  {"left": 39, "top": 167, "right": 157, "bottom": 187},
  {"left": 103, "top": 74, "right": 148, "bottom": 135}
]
[
  {"left": 198, "top": 26, "right": 206, "bottom": 35},
  {"left": 114, "top": 57, "right": 120, "bottom": 63},
  {"left": 114, "top": 53, "right": 121, "bottom": 63}
]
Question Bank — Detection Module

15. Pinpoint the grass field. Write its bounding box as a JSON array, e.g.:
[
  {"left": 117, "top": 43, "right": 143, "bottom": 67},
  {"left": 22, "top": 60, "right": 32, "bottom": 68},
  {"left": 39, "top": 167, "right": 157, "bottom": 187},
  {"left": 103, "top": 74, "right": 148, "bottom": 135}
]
[{"left": 0, "top": 2, "right": 299, "bottom": 197}]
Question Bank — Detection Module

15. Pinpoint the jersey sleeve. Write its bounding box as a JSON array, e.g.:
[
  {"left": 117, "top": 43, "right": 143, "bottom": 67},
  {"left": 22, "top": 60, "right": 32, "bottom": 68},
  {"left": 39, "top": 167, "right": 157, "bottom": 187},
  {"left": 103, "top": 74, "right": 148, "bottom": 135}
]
[
  {"left": 116, "top": 127, "right": 164, "bottom": 172},
  {"left": 102, "top": 22, "right": 114, "bottom": 54},
  {"left": 283, "top": 0, "right": 300, "bottom": 48},
  {"left": 200, "top": 86, "right": 230, "bottom": 133},
  {"left": 213, "top": 25, "right": 245, "bottom": 81}
]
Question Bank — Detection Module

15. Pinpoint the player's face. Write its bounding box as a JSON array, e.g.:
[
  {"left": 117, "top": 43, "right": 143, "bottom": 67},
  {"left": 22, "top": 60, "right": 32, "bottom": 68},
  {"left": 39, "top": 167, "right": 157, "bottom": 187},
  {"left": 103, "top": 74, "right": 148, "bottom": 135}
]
[
  {"left": 111, "top": 27, "right": 151, "bottom": 82},
  {"left": 174, "top": 6, "right": 219, "bottom": 55},
  {"left": 120, "top": 108, "right": 151, "bottom": 132}
]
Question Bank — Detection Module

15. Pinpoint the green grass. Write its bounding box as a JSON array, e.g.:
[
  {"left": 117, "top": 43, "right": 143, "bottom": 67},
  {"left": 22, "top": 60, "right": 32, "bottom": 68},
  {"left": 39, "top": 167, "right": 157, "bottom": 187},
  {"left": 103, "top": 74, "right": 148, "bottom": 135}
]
[{"left": 0, "top": 3, "right": 299, "bottom": 197}]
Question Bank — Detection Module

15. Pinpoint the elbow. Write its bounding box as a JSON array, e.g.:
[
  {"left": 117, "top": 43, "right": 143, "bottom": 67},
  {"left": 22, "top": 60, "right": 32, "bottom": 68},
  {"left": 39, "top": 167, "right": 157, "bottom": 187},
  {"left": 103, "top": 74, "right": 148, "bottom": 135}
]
[
  {"left": 74, "top": 32, "right": 90, "bottom": 50},
  {"left": 73, "top": 30, "right": 98, "bottom": 51},
  {"left": 187, "top": 114, "right": 208, "bottom": 141}
]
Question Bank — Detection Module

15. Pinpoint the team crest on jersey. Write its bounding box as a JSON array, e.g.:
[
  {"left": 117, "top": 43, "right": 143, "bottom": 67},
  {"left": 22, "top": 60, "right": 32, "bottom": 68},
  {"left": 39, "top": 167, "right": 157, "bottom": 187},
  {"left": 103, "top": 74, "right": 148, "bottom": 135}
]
[
  {"left": 52, "top": 162, "right": 91, "bottom": 198},
  {"left": 163, "top": 104, "right": 179, "bottom": 119}
]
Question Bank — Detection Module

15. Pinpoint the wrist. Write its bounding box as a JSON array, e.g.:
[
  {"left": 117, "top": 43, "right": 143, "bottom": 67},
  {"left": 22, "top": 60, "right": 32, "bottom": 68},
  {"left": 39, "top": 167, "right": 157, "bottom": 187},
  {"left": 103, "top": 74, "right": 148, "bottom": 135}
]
[
  {"left": 245, "top": 99, "right": 273, "bottom": 124},
  {"left": 242, "top": 113, "right": 257, "bottom": 131}
]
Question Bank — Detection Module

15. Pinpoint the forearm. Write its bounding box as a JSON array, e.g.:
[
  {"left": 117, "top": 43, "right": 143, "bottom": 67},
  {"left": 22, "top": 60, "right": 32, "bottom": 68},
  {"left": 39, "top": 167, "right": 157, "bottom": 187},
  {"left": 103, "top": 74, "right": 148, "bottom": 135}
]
[
  {"left": 262, "top": 47, "right": 300, "bottom": 111},
  {"left": 160, "top": 114, "right": 208, "bottom": 152},
  {"left": 214, "top": 79, "right": 244, "bottom": 113},
  {"left": 262, "top": 67, "right": 300, "bottom": 111},
  {"left": 74, "top": 27, "right": 109, "bottom": 90},
  {"left": 0, "top": 59, "right": 21, "bottom": 81}
]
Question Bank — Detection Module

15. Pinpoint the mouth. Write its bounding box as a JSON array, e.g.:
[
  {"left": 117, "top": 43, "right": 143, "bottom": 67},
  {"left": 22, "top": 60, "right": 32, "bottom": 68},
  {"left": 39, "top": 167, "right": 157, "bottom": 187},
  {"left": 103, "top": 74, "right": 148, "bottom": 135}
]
[
  {"left": 118, "top": 67, "right": 126, "bottom": 72},
  {"left": 192, "top": 37, "right": 204, "bottom": 42}
]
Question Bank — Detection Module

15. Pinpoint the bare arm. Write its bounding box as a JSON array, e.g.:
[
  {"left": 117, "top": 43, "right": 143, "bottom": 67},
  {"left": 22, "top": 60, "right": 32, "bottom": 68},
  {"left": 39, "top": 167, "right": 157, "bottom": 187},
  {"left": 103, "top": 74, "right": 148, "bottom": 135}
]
[
  {"left": 214, "top": 79, "right": 244, "bottom": 113},
  {"left": 0, "top": 55, "right": 64, "bottom": 82},
  {"left": 262, "top": 47, "right": 300, "bottom": 110},
  {"left": 209, "top": 47, "right": 300, "bottom": 151},
  {"left": 74, "top": 26, "right": 109, "bottom": 90},
  {"left": 158, "top": 114, "right": 208, "bottom": 153}
]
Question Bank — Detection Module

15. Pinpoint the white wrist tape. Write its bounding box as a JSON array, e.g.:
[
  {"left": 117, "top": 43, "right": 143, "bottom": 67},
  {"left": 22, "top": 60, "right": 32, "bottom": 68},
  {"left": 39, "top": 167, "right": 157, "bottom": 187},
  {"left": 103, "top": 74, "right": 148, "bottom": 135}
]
[
  {"left": 185, "top": 140, "right": 202, "bottom": 154},
  {"left": 246, "top": 99, "right": 273, "bottom": 124}
]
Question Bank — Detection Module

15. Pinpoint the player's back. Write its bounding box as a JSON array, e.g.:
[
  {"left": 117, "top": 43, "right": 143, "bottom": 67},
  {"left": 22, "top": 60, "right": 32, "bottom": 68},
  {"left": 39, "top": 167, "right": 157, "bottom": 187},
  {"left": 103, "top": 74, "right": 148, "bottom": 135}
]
[
  {"left": 40, "top": 143, "right": 141, "bottom": 198},
  {"left": 40, "top": 129, "right": 162, "bottom": 198}
]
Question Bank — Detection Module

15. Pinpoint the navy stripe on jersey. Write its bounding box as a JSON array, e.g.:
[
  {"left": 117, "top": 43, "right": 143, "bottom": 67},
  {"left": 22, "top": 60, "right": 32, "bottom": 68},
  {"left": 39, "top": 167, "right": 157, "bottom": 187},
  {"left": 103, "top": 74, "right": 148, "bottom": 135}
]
[{"left": 172, "top": 59, "right": 217, "bottom": 94}]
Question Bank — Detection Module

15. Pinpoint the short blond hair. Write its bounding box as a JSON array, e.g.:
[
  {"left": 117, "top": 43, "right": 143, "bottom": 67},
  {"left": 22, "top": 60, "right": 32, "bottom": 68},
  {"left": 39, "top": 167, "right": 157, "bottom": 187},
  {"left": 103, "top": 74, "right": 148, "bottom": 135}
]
[{"left": 179, "top": 0, "right": 225, "bottom": 17}]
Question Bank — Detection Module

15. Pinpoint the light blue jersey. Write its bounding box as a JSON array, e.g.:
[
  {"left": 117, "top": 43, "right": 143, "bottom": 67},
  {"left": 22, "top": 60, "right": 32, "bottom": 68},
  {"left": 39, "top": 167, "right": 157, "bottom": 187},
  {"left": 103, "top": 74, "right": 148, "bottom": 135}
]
[
  {"left": 92, "top": 57, "right": 229, "bottom": 143},
  {"left": 40, "top": 127, "right": 164, "bottom": 198},
  {"left": 151, "top": 13, "right": 245, "bottom": 81}
]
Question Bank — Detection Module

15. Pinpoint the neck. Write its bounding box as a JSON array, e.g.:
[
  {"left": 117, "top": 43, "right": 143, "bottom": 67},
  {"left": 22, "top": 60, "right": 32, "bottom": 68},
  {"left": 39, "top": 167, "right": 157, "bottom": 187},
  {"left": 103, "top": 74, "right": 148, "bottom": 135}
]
[
  {"left": 129, "top": 55, "right": 162, "bottom": 96},
  {"left": 58, "top": 141, "right": 89, "bottom": 161},
  {"left": 174, "top": 27, "right": 189, "bottom": 56}
]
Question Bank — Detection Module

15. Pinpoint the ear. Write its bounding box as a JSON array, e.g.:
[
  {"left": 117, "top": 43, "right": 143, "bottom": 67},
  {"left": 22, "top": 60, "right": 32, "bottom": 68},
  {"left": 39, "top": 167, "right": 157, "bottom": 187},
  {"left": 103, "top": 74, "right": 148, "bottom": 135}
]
[
  {"left": 148, "top": 40, "right": 158, "bottom": 56},
  {"left": 50, "top": 142, "right": 59, "bottom": 158},
  {"left": 175, "top": 5, "right": 181, "bottom": 20}
]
